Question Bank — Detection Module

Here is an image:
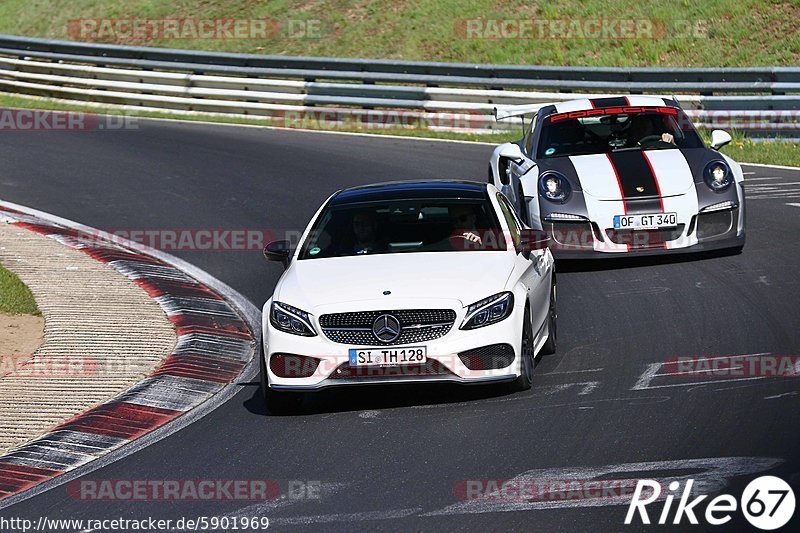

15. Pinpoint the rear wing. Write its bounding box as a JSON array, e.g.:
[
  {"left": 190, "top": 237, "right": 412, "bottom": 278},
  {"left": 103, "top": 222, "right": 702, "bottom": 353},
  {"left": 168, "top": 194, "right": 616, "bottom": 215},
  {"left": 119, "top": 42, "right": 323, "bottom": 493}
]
[
  {"left": 495, "top": 96, "right": 684, "bottom": 121},
  {"left": 494, "top": 103, "right": 554, "bottom": 121}
]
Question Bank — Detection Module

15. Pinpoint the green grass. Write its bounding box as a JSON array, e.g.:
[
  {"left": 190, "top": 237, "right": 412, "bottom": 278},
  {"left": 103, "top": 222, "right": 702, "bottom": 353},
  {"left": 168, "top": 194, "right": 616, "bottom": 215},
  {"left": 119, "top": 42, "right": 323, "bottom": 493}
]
[
  {"left": 0, "top": 0, "right": 797, "bottom": 67},
  {"left": 722, "top": 138, "right": 800, "bottom": 168},
  {"left": 0, "top": 264, "right": 40, "bottom": 316}
]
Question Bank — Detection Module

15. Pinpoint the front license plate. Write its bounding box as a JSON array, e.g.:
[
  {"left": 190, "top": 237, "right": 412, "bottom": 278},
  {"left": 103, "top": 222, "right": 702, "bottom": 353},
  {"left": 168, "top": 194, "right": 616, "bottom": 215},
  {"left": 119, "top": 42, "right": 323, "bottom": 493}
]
[
  {"left": 348, "top": 346, "right": 427, "bottom": 367},
  {"left": 613, "top": 212, "right": 677, "bottom": 230}
]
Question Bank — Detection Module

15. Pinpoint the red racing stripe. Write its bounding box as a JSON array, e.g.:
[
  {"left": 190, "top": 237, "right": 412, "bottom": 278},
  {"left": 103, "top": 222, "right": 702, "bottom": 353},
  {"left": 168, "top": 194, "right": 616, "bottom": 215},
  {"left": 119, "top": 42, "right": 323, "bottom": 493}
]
[
  {"left": 642, "top": 152, "right": 666, "bottom": 212},
  {"left": 605, "top": 153, "right": 628, "bottom": 215},
  {"left": 641, "top": 151, "right": 668, "bottom": 249},
  {"left": 605, "top": 153, "right": 630, "bottom": 252}
]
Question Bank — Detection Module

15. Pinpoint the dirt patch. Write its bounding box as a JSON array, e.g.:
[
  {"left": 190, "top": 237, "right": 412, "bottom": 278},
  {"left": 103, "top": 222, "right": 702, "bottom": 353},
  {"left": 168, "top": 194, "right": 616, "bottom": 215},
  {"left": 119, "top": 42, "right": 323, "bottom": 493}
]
[{"left": 0, "top": 312, "right": 44, "bottom": 376}]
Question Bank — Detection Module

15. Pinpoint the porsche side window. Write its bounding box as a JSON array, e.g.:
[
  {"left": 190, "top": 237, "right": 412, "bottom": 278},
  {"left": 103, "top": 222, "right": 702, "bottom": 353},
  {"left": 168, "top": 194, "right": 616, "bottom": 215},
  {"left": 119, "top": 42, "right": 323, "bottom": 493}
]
[{"left": 496, "top": 193, "right": 522, "bottom": 251}]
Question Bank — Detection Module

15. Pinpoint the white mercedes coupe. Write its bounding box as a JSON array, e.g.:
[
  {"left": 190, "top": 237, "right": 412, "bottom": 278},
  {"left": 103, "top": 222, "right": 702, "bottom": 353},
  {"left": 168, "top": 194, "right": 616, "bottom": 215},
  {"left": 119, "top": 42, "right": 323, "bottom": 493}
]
[{"left": 260, "top": 180, "right": 556, "bottom": 412}]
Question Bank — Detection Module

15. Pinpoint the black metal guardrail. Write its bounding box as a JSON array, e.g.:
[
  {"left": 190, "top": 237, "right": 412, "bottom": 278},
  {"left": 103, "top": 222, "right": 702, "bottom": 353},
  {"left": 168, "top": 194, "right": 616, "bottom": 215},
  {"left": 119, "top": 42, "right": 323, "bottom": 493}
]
[
  {"left": 0, "top": 34, "right": 797, "bottom": 93},
  {"left": 0, "top": 34, "right": 797, "bottom": 136}
]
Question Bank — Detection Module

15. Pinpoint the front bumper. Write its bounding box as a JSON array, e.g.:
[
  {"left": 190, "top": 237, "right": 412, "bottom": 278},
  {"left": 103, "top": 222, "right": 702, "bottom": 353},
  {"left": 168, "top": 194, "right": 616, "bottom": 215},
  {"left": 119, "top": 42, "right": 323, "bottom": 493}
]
[
  {"left": 543, "top": 205, "right": 744, "bottom": 259},
  {"left": 262, "top": 304, "right": 525, "bottom": 391}
]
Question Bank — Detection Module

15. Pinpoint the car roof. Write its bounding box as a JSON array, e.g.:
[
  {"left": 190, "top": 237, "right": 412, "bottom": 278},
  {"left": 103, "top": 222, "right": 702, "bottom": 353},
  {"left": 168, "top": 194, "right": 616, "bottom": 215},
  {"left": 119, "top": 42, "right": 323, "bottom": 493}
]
[{"left": 331, "top": 180, "right": 489, "bottom": 205}]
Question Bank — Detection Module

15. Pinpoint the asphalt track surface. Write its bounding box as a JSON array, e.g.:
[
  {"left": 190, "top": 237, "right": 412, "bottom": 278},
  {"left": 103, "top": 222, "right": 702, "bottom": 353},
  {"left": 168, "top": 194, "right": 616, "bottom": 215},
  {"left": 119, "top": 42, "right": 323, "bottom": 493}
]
[{"left": 1, "top": 121, "right": 799, "bottom": 532}]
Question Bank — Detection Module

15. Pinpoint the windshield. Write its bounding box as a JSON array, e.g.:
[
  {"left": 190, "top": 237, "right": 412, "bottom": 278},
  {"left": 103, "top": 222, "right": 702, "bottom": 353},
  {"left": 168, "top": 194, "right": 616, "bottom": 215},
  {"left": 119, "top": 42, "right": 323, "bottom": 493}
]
[
  {"left": 537, "top": 107, "right": 704, "bottom": 159},
  {"left": 298, "top": 198, "right": 507, "bottom": 259}
]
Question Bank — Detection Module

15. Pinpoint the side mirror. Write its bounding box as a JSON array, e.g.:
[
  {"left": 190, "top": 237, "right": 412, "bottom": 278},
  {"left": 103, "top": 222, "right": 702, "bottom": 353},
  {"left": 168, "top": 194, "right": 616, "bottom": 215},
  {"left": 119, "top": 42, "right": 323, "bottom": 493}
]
[
  {"left": 497, "top": 144, "right": 525, "bottom": 186},
  {"left": 498, "top": 143, "right": 525, "bottom": 164},
  {"left": 263, "top": 240, "right": 291, "bottom": 268},
  {"left": 710, "top": 129, "right": 732, "bottom": 151}
]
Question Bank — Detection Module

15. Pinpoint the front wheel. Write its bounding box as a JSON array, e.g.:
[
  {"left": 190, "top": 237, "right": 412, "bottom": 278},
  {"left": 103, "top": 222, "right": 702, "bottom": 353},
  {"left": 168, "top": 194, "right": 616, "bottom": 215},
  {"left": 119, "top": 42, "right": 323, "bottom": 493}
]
[
  {"left": 513, "top": 308, "right": 535, "bottom": 391},
  {"left": 266, "top": 388, "right": 303, "bottom": 415}
]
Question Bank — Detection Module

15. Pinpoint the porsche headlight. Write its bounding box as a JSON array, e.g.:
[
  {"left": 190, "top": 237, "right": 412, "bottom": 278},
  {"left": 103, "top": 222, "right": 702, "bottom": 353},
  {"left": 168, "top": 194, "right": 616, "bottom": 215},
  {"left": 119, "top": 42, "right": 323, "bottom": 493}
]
[
  {"left": 460, "top": 292, "right": 514, "bottom": 330},
  {"left": 539, "top": 172, "right": 572, "bottom": 203},
  {"left": 703, "top": 161, "right": 733, "bottom": 192},
  {"left": 270, "top": 301, "right": 317, "bottom": 337}
]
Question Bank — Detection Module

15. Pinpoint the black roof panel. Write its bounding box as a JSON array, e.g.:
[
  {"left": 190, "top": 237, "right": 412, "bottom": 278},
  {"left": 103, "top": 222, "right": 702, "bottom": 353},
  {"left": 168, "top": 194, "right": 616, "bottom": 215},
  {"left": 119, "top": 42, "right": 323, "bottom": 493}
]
[{"left": 331, "top": 180, "right": 488, "bottom": 205}]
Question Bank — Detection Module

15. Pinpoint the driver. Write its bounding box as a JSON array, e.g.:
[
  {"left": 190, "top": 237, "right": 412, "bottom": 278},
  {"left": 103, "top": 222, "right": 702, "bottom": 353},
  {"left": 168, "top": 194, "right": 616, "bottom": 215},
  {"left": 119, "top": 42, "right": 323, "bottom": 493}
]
[
  {"left": 626, "top": 115, "right": 675, "bottom": 147},
  {"left": 449, "top": 205, "right": 483, "bottom": 248}
]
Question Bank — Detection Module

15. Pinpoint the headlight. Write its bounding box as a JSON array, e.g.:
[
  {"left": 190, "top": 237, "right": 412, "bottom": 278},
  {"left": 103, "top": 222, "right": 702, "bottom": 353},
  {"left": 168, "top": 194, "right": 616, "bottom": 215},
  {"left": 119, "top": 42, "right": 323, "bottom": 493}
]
[
  {"left": 270, "top": 301, "right": 317, "bottom": 337},
  {"left": 460, "top": 292, "right": 514, "bottom": 330},
  {"left": 703, "top": 161, "right": 733, "bottom": 192},
  {"left": 543, "top": 212, "right": 588, "bottom": 222},
  {"left": 539, "top": 172, "right": 572, "bottom": 203},
  {"left": 700, "top": 200, "right": 738, "bottom": 213}
]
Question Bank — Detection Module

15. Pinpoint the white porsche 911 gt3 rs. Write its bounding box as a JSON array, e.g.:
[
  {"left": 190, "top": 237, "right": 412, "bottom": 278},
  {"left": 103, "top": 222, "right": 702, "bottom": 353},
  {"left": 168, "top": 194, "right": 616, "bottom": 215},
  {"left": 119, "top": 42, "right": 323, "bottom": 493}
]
[
  {"left": 490, "top": 96, "right": 745, "bottom": 257},
  {"left": 260, "top": 180, "right": 556, "bottom": 412}
]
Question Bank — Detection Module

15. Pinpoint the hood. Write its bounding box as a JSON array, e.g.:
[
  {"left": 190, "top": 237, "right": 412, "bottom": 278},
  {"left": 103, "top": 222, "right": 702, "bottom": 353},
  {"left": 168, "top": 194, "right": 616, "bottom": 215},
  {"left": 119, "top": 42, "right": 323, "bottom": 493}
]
[
  {"left": 275, "top": 251, "right": 515, "bottom": 312},
  {"left": 542, "top": 150, "right": 701, "bottom": 201}
]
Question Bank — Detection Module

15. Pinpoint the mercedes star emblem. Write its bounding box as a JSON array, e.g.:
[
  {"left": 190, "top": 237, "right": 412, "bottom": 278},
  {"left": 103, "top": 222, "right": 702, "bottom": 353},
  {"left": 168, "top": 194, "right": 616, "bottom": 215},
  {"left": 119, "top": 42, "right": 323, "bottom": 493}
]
[{"left": 372, "top": 314, "right": 401, "bottom": 343}]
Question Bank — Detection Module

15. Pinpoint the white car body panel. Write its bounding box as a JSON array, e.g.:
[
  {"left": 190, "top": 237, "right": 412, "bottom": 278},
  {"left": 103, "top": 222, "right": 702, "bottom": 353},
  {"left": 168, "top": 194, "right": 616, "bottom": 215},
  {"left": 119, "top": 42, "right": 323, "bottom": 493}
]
[
  {"left": 489, "top": 97, "right": 746, "bottom": 256},
  {"left": 263, "top": 182, "right": 555, "bottom": 390},
  {"left": 568, "top": 154, "right": 629, "bottom": 252}
]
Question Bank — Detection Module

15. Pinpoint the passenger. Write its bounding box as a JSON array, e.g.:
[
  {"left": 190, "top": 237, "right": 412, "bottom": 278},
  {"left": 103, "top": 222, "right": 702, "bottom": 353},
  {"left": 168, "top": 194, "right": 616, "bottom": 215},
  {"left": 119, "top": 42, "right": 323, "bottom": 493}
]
[{"left": 352, "top": 211, "right": 380, "bottom": 254}]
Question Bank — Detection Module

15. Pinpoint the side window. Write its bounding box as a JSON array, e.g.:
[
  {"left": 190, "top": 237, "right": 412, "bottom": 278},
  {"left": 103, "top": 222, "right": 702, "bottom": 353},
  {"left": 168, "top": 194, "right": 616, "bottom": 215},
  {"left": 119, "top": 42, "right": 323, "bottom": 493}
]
[
  {"left": 496, "top": 193, "right": 522, "bottom": 251},
  {"left": 524, "top": 115, "right": 538, "bottom": 155}
]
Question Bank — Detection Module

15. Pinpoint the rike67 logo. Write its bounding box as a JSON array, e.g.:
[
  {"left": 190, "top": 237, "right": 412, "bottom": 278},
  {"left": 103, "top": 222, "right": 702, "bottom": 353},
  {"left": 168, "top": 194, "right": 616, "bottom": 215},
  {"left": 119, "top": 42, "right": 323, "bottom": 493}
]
[{"left": 626, "top": 476, "right": 795, "bottom": 530}]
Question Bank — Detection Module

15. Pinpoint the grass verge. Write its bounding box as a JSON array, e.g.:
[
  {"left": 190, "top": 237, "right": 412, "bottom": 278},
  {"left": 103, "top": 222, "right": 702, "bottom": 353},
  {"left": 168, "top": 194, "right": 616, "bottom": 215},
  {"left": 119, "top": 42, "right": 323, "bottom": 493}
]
[
  {"left": 0, "top": 264, "right": 40, "bottom": 316},
  {"left": 0, "top": 0, "right": 797, "bottom": 67}
]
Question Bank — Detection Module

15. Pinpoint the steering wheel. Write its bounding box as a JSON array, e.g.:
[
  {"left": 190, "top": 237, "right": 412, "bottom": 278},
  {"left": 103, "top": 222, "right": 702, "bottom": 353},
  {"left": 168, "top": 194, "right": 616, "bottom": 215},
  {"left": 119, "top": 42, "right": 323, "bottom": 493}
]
[
  {"left": 637, "top": 134, "right": 664, "bottom": 146},
  {"left": 448, "top": 232, "right": 483, "bottom": 251}
]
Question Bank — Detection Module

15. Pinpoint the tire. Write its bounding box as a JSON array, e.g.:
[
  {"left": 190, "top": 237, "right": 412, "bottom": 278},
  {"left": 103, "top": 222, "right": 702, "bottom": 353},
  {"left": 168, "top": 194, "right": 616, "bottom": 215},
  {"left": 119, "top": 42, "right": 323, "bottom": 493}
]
[
  {"left": 266, "top": 388, "right": 303, "bottom": 416},
  {"left": 259, "top": 343, "right": 303, "bottom": 415},
  {"left": 540, "top": 277, "right": 557, "bottom": 356},
  {"left": 513, "top": 308, "right": 535, "bottom": 392},
  {"left": 259, "top": 342, "right": 269, "bottom": 400}
]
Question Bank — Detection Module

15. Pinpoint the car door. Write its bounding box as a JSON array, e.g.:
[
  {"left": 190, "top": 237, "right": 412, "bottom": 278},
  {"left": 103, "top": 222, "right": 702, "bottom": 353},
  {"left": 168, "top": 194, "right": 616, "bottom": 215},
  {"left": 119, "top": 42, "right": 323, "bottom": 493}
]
[{"left": 496, "top": 193, "right": 551, "bottom": 333}]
